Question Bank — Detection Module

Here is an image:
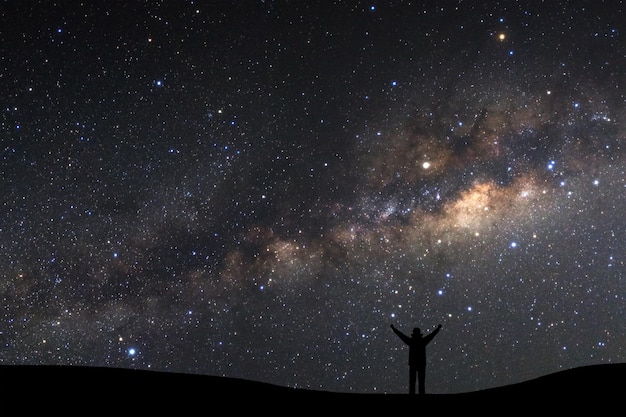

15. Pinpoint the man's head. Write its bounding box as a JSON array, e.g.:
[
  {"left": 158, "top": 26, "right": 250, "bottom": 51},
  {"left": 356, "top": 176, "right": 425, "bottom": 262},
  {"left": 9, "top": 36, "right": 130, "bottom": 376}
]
[{"left": 412, "top": 327, "right": 422, "bottom": 337}]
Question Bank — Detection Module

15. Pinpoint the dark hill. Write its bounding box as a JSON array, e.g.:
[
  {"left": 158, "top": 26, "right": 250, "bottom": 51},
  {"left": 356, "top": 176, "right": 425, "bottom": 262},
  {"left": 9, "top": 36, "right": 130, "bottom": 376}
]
[{"left": 1, "top": 363, "right": 623, "bottom": 416}]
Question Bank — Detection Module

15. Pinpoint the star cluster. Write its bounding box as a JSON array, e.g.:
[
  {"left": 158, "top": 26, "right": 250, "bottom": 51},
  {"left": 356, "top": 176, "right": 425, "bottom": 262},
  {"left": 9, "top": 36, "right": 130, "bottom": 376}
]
[{"left": 1, "top": 1, "right": 624, "bottom": 394}]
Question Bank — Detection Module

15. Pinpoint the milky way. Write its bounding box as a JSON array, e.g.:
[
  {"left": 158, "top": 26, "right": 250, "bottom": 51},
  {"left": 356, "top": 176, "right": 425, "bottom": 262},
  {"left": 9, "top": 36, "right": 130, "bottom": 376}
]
[{"left": 1, "top": 1, "right": 624, "bottom": 394}]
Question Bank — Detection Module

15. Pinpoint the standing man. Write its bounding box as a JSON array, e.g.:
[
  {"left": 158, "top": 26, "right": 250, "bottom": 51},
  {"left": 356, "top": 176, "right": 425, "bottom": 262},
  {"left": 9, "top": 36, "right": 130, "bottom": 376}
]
[{"left": 391, "top": 323, "right": 442, "bottom": 394}]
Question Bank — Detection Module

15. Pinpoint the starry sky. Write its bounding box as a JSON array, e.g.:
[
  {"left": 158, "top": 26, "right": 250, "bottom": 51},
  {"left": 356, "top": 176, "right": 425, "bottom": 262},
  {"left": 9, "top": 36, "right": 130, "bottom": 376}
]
[{"left": 1, "top": 0, "right": 624, "bottom": 394}]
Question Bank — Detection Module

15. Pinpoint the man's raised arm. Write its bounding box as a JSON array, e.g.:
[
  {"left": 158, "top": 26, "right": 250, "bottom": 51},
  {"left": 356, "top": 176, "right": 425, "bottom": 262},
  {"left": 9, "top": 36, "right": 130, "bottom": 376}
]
[
  {"left": 424, "top": 324, "right": 442, "bottom": 344},
  {"left": 390, "top": 324, "right": 411, "bottom": 345}
]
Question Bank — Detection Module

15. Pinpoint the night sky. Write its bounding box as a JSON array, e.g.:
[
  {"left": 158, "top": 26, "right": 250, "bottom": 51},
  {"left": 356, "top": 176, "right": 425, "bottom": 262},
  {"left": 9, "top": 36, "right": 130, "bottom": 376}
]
[{"left": 1, "top": 1, "right": 624, "bottom": 394}]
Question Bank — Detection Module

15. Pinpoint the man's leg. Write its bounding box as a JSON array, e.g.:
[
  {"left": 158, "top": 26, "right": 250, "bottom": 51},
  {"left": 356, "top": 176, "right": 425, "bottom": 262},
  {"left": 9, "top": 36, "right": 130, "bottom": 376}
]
[
  {"left": 418, "top": 365, "right": 426, "bottom": 394},
  {"left": 409, "top": 367, "right": 416, "bottom": 395}
]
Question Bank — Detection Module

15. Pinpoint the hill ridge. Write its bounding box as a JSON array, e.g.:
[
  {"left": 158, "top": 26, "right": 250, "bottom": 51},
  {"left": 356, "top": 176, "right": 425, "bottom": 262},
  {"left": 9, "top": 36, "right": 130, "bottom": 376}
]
[{"left": 2, "top": 363, "right": 623, "bottom": 416}]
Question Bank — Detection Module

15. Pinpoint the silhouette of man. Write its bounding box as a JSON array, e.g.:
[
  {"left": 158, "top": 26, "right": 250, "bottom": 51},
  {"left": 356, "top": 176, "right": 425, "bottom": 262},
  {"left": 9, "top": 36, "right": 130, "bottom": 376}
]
[{"left": 391, "top": 323, "right": 442, "bottom": 394}]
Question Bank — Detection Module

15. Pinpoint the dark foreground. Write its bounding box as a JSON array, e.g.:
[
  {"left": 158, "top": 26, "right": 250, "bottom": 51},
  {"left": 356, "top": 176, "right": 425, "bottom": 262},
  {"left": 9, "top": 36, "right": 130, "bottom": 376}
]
[{"left": 2, "top": 363, "right": 624, "bottom": 416}]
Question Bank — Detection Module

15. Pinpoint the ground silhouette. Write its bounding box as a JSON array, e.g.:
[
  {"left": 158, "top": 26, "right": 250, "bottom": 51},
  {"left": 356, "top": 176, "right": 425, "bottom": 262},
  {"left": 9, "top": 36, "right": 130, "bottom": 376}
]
[{"left": 1, "top": 363, "right": 624, "bottom": 416}]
